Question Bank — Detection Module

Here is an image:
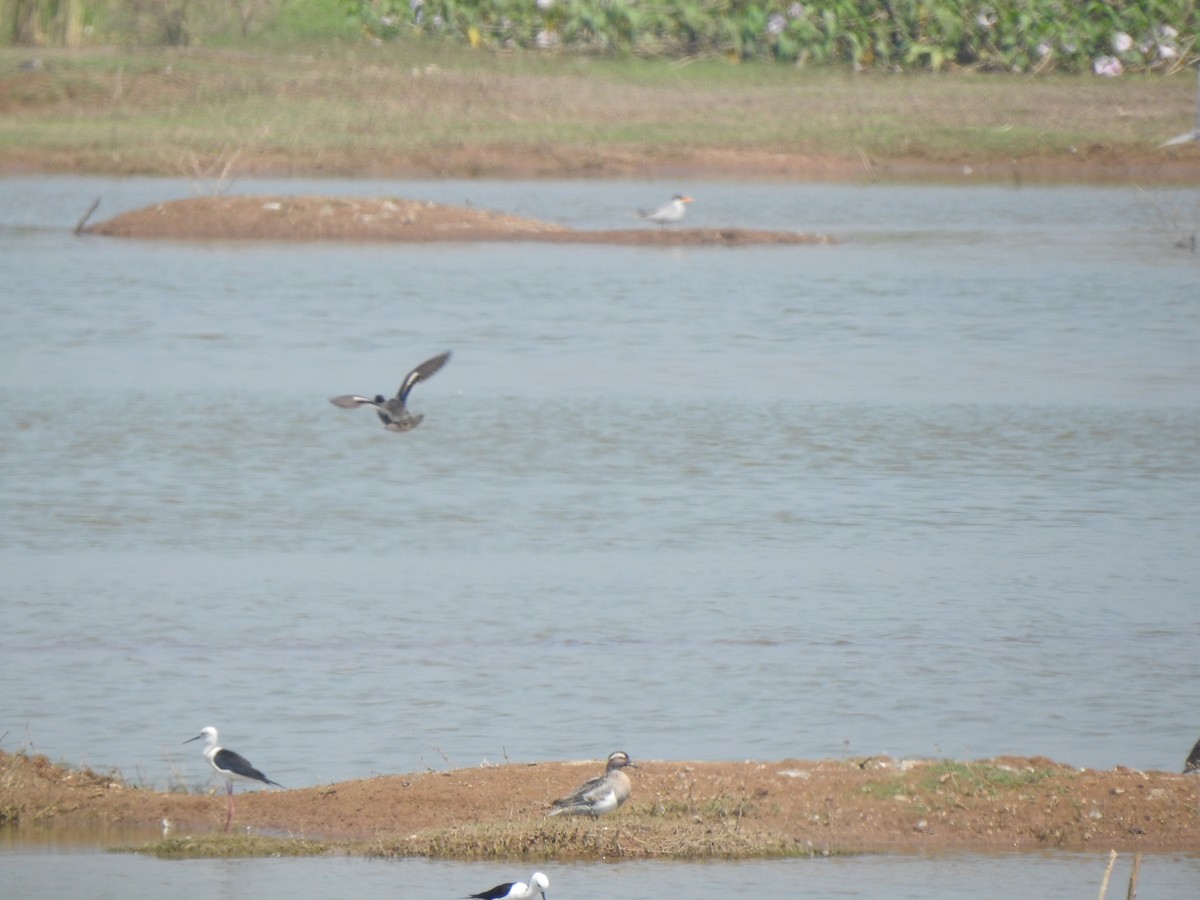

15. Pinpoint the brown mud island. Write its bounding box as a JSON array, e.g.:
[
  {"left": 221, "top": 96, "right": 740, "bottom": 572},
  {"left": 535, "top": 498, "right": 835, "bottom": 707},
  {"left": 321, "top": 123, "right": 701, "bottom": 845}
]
[
  {"left": 4, "top": 750, "right": 1197, "bottom": 858},
  {"left": 84, "top": 195, "right": 834, "bottom": 246}
]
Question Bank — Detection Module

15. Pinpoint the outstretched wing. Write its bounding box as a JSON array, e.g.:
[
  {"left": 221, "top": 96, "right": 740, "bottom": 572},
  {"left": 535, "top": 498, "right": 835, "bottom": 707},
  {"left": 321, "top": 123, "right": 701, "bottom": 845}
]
[
  {"left": 396, "top": 351, "right": 452, "bottom": 403},
  {"left": 329, "top": 394, "right": 382, "bottom": 409},
  {"left": 1159, "top": 129, "right": 1200, "bottom": 148}
]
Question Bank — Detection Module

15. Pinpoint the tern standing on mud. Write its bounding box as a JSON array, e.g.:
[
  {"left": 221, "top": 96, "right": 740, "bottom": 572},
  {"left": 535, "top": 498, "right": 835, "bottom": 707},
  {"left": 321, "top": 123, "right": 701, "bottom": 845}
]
[{"left": 637, "top": 194, "right": 693, "bottom": 226}]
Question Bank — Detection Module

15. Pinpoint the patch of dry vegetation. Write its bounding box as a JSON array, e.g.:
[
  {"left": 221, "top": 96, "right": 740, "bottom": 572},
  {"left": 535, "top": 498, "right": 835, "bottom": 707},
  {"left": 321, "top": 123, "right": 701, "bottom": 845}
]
[{"left": 0, "top": 750, "right": 127, "bottom": 825}]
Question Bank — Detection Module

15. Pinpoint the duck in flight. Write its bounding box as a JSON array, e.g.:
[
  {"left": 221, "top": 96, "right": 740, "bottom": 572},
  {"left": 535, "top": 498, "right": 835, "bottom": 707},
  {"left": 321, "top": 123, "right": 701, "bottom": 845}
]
[{"left": 330, "top": 351, "right": 451, "bottom": 432}]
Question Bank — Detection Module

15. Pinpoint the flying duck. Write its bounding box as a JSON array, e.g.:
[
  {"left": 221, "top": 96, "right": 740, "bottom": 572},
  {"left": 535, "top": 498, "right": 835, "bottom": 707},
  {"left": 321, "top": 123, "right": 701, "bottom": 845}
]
[{"left": 330, "top": 351, "right": 451, "bottom": 432}]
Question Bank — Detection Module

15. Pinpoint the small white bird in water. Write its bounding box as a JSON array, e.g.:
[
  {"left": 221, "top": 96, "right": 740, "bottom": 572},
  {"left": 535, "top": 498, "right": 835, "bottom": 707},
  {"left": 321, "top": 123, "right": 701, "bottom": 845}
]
[
  {"left": 468, "top": 872, "right": 550, "bottom": 900},
  {"left": 1159, "top": 66, "right": 1200, "bottom": 148},
  {"left": 547, "top": 750, "right": 638, "bottom": 816},
  {"left": 637, "top": 194, "right": 693, "bottom": 226},
  {"left": 184, "top": 726, "right": 283, "bottom": 832},
  {"left": 330, "top": 351, "right": 451, "bottom": 433}
]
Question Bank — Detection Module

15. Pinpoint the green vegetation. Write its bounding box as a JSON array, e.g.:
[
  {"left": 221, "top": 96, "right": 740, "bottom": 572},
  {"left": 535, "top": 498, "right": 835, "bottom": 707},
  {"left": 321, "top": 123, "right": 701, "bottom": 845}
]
[
  {"left": 3, "top": 0, "right": 361, "bottom": 47},
  {"left": 117, "top": 833, "right": 335, "bottom": 858},
  {"left": 645, "top": 793, "right": 759, "bottom": 820},
  {"left": 6, "top": 0, "right": 1197, "bottom": 76},
  {"left": 919, "top": 760, "right": 1059, "bottom": 793},
  {"left": 2, "top": 39, "right": 1192, "bottom": 179},
  {"left": 861, "top": 760, "right": 1061, "bottom": 807},
  {"left": 3, "top": 1, "right": 1199, "bottom": 179},
  {"left": 369, "top": 818, "right": 837, "bottom": 860},
  {"left": 349, "top": 0, "right": 1197, "bottom": 74}
]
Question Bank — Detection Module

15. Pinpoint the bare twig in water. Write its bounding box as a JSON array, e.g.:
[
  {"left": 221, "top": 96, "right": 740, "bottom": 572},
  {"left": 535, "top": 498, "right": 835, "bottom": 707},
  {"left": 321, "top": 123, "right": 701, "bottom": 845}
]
[
  {"left": 73, "top": 197, "right": 100, "bottom": 235},
  {"left": 1097, "top": 848, "right": 1118, "bottom": 900},
  {"left": 1126, "top": 852, "right": 1142, "bottom": 900},
  {"left": 854, "top": 145, "right": 876, "bottom": 183},
  {"left": 1134, "top": 184, "right": 1200, "bottom": 251}
]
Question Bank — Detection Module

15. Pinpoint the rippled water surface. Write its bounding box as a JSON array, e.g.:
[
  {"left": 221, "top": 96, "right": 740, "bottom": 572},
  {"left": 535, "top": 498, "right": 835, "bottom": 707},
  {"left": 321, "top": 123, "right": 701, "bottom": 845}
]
[
  {"left": 3, "top": 851, "right": 1200, "bottom": 900},
  {"left": 2, "top": 176, "right": 1198, "bottom": 895}
]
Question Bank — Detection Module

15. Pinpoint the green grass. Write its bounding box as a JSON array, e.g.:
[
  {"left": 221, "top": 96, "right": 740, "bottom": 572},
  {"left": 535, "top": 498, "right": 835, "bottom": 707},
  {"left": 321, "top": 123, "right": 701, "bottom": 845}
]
[
  {"left": 861, "top": 760, "right": 1061, "bottom": 807},
  {"left": 644, "top": 793, "right": 759, "bottom": 820},
  {"left": 920, "top": 760, "right": 1060, "bottom": 793},
  {"left": 115, "top": 833, "right": 336, "bottom": 859},
  {"left": 367, "top": 817, "right": 840, "bottom": 861},
  {"left": 1, "top": 36, "right": 1196, "bottom": 177}
]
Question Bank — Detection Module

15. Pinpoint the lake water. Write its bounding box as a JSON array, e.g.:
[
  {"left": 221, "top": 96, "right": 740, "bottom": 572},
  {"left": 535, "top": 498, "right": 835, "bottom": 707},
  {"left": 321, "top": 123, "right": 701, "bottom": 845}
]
[{"left": 1, "top": 176, "right": 1198, "bottom": 896}]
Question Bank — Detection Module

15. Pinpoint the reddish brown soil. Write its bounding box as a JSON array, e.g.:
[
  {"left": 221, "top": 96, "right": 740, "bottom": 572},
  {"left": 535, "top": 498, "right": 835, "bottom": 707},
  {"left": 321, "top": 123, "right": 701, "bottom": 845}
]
[
  {"left": 5, "top": 751, "right": 1198, "bottom": 856},
  {"left": 84, "top": 195, "right": 834, "bottom": 245}
]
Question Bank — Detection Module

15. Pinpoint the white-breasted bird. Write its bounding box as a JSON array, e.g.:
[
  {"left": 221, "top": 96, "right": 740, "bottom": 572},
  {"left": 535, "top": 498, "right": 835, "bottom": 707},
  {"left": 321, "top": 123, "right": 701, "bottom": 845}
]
[
  {"left": 468, "top": 872, "right": 550, "bottom": 900},
  {"left": 547, "top": 750, "right": 638, "bottom": 817},
  {"left": 637, "top": 194, "right": 693, "bottom": 226},
  {"left": 1160, "top": 66, "right": 1200, "bottom": 148},
  {"left": 184, "top": 726, "right": 283, "bottom": 832},
  {"left": 330, "top": 351, "right": 451, "bottom": 432}
]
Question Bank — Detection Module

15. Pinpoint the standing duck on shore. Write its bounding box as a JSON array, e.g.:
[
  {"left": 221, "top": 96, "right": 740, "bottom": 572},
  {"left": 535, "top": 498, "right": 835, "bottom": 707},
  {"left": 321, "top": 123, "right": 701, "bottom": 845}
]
[{"left": 547, "top": 751, "right": 639, "bottom": 817}]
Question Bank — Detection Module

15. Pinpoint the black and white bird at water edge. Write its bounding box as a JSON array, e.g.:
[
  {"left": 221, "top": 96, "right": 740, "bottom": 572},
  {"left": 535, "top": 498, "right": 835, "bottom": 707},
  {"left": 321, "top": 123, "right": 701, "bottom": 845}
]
[
  {"left": 184, "top": 726, "right": 283, "bottom": 831},
  {"left": 468, "top": 872, "right": 550, "bottom": 900},
  {"left": 1184, "top": 735, "right": 1200, "bottom": 774},
  {"left": 330, "top": 351, "right": 451, "bottom": 432}
]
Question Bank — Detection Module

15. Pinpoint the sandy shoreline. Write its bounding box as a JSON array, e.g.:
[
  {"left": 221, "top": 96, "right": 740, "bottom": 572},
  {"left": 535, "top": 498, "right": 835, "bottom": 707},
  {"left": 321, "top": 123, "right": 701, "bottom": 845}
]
[
  {"left": 4, "top": 751, "right": 1198, "bottom": 857},
  {"left": 82, "top": 195, "right": 837, "bottom": 245}
]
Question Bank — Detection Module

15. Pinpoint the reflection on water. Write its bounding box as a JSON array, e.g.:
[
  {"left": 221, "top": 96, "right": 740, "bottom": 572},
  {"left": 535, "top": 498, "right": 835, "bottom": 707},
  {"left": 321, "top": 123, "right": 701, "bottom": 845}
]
[{"left": 1, "top": 178, "right": 1199, "bottom": 894}]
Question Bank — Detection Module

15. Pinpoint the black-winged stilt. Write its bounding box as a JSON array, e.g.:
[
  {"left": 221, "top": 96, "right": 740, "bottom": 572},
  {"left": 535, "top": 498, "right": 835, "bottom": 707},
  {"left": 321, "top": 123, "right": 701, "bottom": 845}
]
[
  {"left": 547, "top": 751, "right": 638, "bottom": 817},
  {"left": 330, "top": 351, "right": 451, "bottom": 432},
  {"left": 469, "top": 872, "right": 549, "bottom": 900},
  {"left": 1184, "top": 735, "right": 1200, "bottom": 774},
  {"left": 185, "top": 725, "right": 283, "bottom": 832}
]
